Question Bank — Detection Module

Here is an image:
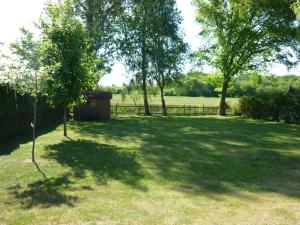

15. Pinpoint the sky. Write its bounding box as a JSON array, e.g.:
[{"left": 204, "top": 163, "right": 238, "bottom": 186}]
[{"left": 0, "top": 0, "right": 299, "bottom": 86}]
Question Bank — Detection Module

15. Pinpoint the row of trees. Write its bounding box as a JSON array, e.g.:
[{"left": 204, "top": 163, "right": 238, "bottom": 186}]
[
  {"left": 117, "top": 0, "right": 187, "bottom": 116},
  {"left": 101, "top": 0, "right": 299, "bottom": 116},
  {"left": 102, "top": 72, "right": 300, "bottom": 100},
  {"left": 164, "top": 72, "right": 300, "bottom": 97}
]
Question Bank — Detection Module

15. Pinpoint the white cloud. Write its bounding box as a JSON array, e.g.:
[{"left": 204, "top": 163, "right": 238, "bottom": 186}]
[{"left": 0, "top": 0, "right": 46, "bottom": 45}]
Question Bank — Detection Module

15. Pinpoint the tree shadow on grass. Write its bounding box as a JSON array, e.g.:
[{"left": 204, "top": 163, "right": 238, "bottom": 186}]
[
  {"left": 8, "top": 139, "right": 146, "bottom": 209},
  {"left": 69, "top": 117, "right": 300, "bottom": 199},
  {"left": 8, "top": 173, "right": 78, "bottom": 209},
  {"left": 44, "top": 139, "right": 146, "bottom": 191},
  {"left": 0, "top": 122, "right": 60, "bottom": 156}
]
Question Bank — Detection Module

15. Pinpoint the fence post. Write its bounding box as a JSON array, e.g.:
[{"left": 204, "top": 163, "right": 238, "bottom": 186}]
[
  {"left": 183, "top": 105, "right": 186, "bottom": 115},
  {"left": 202, "top": 104, "right": 205, "bottom": 115},
  {"left": 115, "top": 103, "right": 118, "bottom": 116}
]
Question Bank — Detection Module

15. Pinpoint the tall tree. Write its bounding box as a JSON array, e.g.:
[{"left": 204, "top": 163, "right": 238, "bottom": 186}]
[
  {"left": 119, "top": 0, "right": 185, "bottom": 115},
  {"left": 193, "top": 0, "right": 298, "bottom": 115},
  {"left": 73, "top": 0, "right": 126, "bottom": 71},
  {"left": 149, "top": 0, "right": 187, "bottom": 116},
  {"left": 41, "top": 0, "right": 100, "bottom": 137},
  {"left": 118, "top": 0, "right": 154, "bottom": 115}
]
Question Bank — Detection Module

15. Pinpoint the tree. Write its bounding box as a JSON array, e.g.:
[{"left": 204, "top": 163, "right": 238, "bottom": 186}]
[
  {"left": 118, "top": 0, "right": 163, "bottom": 115},
  {"left": 193, "top": 0, "right": 298, "bottom": 115},
  {"left": 2, "top": 28, "right": 46, "bottom": 163},
  {"left": 149, "top": 0, "right": 187, "bottom": 116},
  {"left": 41, "top": 0, "right": 100, "bottom": 137},
  {"left": 73, "top": 0, "right": 126, "bottom": 70}
]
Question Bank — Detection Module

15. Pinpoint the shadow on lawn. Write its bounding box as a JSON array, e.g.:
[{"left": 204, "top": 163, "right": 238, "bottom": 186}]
[
  {"left": 0, "top": 122, "right": 60, "bottom": 156},
  {"left": 8, "top": 173, "right": 78, "bottom": 208},
  {"left": 70, "top": 116, "right": 300, "bottom": 199},
  {"left": 44, "top": 140, "right": 146, "bottom": 190},
  {"left": 8, "top": 139, "right": 146, "bottom": 208}
]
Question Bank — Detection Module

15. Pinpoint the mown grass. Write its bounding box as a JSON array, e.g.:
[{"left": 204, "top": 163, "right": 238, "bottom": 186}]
[
  {"left": 0, "top": 116, "right": 300, "bottom": 225},
  {"left": 111, "top": 94, "right": 238, "bottom": 106}
]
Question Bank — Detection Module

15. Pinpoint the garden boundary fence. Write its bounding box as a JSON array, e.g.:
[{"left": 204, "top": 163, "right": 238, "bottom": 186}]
[{"left": 111, "top": 104, "right": 233, "bottom": 116}]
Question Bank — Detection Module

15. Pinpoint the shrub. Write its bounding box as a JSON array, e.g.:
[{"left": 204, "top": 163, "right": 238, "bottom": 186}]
[{"left": 235, "top": 90, "right": 300, "bottom": 123}]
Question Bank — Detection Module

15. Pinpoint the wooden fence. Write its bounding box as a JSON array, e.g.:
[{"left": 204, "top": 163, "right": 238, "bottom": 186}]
[{"left": 111, "top": 104, "right": 232, "bottom": 116}]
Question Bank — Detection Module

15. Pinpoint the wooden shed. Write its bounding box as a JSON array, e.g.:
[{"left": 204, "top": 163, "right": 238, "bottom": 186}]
[{"left": 74, "top": 91, "right": 112, "bottom": 121}]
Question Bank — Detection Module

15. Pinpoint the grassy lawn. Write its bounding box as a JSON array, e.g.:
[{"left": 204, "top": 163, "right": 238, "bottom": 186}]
[
  {"left": 111, "top": 94, "right": 238, "bottom": 106},
  {"left": 0, "top": 116, "right": 300, "bottom": 225}
]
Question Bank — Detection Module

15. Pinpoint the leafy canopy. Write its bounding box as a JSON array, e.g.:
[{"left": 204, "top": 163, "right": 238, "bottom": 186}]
[
  {"left": 193, "top": 0, "right": 298, "bottom": 79},
  {"left": 149, "top": 0, "right": 188, "bottom": 89},
  {"left": 2, "top": 28, "right": 46, "bottom": 97},
  {"left": 73, "top": 0, "right": 126, "bottom": 71},
  {"left": 40, "top": 0, "right": 101, "bottom": 109}
]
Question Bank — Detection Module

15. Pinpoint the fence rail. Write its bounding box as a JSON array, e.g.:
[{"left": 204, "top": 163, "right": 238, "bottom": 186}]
[{"left": 111, "top": 104, "right": 232, "bottom": 116}]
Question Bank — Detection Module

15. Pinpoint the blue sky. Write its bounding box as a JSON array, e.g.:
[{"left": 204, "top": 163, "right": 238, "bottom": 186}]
[{"left": 0, "top": 0, "right": 299, "bottom": 86}]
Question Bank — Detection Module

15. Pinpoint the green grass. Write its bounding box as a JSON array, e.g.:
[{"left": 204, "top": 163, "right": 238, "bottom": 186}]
[
  {"left": 1, "top": 116, "right": 300, "bottom": 225},
  {"left": 111, "top": 94, "right": 238, "bottom": 106}
]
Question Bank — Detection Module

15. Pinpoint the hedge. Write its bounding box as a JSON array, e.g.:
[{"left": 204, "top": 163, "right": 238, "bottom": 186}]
[
  {"left": 235, "top": 91, "right": 300, "bottom": 123},
  {"left": 0, "top": 85, "right": 63, "bottom": 143}
]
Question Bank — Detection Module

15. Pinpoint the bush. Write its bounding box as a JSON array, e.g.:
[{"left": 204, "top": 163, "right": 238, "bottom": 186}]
[
  {"left": 0, "top": 85, "right": 63, "bottom": 144},
  {"left": 235, "top": 90, "right": 300, "bottom": 123}
]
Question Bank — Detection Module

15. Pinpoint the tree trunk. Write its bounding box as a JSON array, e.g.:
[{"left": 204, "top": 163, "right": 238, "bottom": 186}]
[
  {"left": 219, "top": 78, "right": 230, "bottom": 116},
  {"left": 64, "top": 107, "right": 67, "bottom": 137},
  {"left": 141, "top": 39, "right": 150, "bottom": 116},
  {"left": 160, "top": 86, "right": 167, "bottom": 116},
  {"left": 32, "top": 97, "right": 37, "bottom": 163}
]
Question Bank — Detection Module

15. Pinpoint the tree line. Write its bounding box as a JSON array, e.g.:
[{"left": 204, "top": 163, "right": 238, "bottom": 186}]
[
  {"left": 99, "top": 71, "right": 300, "bottom": 98},
  {"left": 165, "top": 72, "right": 300, "bottom": 98},
  {"left": 0, "top": 0, "right": 299, "bottom": 162}
]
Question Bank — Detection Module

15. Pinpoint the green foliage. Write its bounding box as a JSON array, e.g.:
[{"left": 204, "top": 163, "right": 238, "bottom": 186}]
[
  {"left": 2, "top": 27, "right": 51, "bottom": 162},
  {"left": 3, "top": 28, "right": 46, "bottom": 98},
  {"left": 236, "top": 90, "right": 300, "bottom": 123},
  {"left": 118, "top": 82, "right": 160, "bottom": 105},
  {"left": 172, "top": 78, "right": 218, "bottom": 97},
  {"left": 148, "top": 0, "right": 188, "bottom": 90},
  {"left": 73, "top": 0, "right": 125, "bottom": 71},
  {"left": 164, "top": 71, "right": 300, "bottom": 98},
  {"left": 233, "top": 73, "right": 300, "bottom": 97},
  {"left": 193, "top": 0, "right": 297, "bottom": 74},
  {"left": 193, "top": 0, "right": 298, "bottom": 114},
  {"left": 40, "top": 0, "right": 101, "bottom": 109},
  {"left": 117, "top": 0, "right": 186, "bottom": 114},
  {"left": 201, "top": 72, "right": 224, "bottom": 93},
  {"left": 168, "top": 72, "right": 219, "bottom": 97}
]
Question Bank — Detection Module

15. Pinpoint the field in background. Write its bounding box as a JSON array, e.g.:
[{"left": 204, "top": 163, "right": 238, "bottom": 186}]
[
  {"left": 111, "top": 94, "right": 239, "bottom": 106},
  {"left": 1, "top": 116, "right": 300, "bottom": 225}
]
